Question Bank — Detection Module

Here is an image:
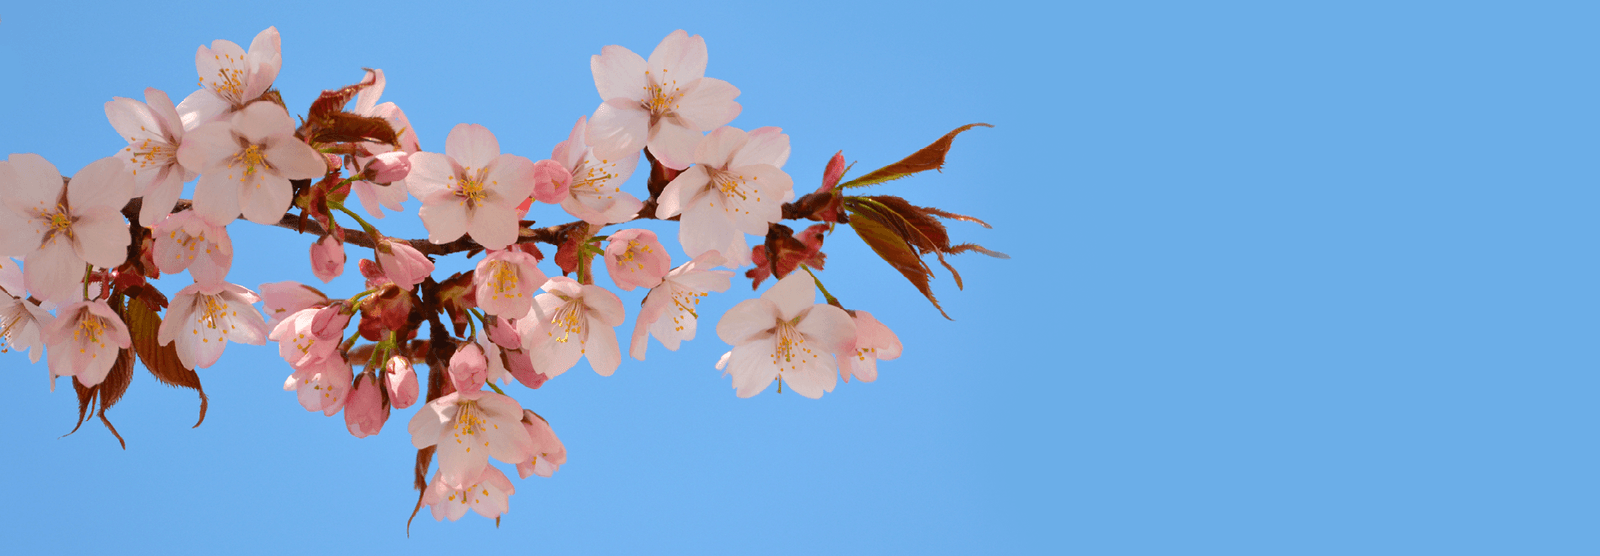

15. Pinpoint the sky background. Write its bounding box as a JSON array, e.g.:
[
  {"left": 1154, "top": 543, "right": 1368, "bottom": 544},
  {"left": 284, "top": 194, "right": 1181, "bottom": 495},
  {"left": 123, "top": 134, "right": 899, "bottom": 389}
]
[{"left": 1, "top": 1, "right": 1597, "bottom": 554}]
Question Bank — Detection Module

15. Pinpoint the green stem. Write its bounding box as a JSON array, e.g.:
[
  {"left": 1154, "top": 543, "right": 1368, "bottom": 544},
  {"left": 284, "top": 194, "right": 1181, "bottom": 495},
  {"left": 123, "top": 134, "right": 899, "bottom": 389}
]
[
  {"left": 801, "top": 265, "right": 840, "bottom": 307},
  {"left": 346, "top": 288, "right": 378, "bottom": 308},
  {"left": 329, "top": 200, "right": 383, "bottom": 241},
  {"left": 81, "top": 264, "right": 93, "bottom": 300},
  {"left": 485, "top": 381, "right": 506, "bottom": 395}
]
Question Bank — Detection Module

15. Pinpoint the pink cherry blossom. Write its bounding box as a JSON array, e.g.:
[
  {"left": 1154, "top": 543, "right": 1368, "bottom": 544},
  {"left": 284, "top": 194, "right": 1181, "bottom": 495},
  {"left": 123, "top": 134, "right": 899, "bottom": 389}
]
[
  {"left": 344, "top": 372, "right": 389, "bottom": 438},
  {"left": 603, "top": 229, "right": 670, "bottom": 291},
  {"left": 0, "top": 284, "right": 55, "bottom": 364},
  {"left": 519, "top": 277, "right": 626, "bottom": 379},
  {"left": 516, "top": 410, "right": 567, "bottom": 479},
  {"left": 152, "top": 210, "right": 233, "bottom": 285},
  {"left": 309, "top": 236, "right": 345, "bottom": 283},
  {"left": 421, "top": 467, "right": 515, "bottom": 522},
  {"left": 0, "top": 155, "right": 134, "bottom": 304},
  {"left": 345, "top": 69, "right": 420, "bottom": 219},
  {"left": 105, "top": 88, "right": 197, "bottom": 227},
  {"left": 838, "top": 310, "right": 903, "bottom": 383},
  {"left": 283, "top": 353, "right": 353, "bottom": 416},
  {"left": 176, "top": 27, "right": 283, "bottom": 128},
  {"left": 542, "top": 116, "right": 642, "bottom": 226},
  {"left": 386, "top": 355, "right": 418, "bottom": 409},
  {"left": 449, "top": 343, "right": 489, "bottom": 395},
  {"left": 408, "top": 390, "right": 535, "bottom": 489},
  {"left": 588, "top": 30, "right": 742, "bottom": 169},
  {"left": 268, "top": 305, "right": 349, "bottom": 370},
  {"left": 258, "top": 281, "right": 328, "bottom": 329},
  {"left": 656, "top": 126, "right": 794, "bottom": 269},
  {"left": 375, "top": 240, "right": 433, "bottom": 290},
  {"left": 157, "top": 281, "right": 269, "bottom": 370},
  {"left": 630, "top": 251, "right": 733, "bottom": 360},
  {"left": 43, "top": 300, "right": 132, "bottom": 389},
  {"left": 473, "top": 250, "right": 547, "bottom": 318},
  {"left": 714, "top": 271, "right": 855, "bottom": 399},
  {"left": 177, "top": 101, "right": 326, "bottom": 226},
  {"left": 405, "top": 124, "right": 537, "bottom": 250}
]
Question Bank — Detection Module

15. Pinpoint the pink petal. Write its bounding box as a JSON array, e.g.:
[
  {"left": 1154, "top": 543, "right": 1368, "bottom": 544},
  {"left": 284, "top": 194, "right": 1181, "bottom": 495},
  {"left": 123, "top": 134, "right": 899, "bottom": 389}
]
[
  {"left": 591, "top": 45, "right": 648, "bottom": 101},
  {"left": 729, "top": 126, "right": 790, "bottom": 169},
  {"left": 70, "top": 210, "right": 131, "bottom": 269},
  {"left": 674, "top": 78, "right": 742, "bottom": 132},
  {"left": 587, "top": 99, "right": 649, "bottom": 159},
  {"left": 646, "top": 120, "right": 703, "bottom": 171},
  {"left": 446, "top": 124, "right": 500, "bottom": 170},
  {"left": 716, "top": 298, "right": 777, "bottom": 345},
  {"left": 647, "top": 30, "right": 708, "bottom": 83},
  {"left": 763, "top": 272, "right": 818, "bottom": 321}
]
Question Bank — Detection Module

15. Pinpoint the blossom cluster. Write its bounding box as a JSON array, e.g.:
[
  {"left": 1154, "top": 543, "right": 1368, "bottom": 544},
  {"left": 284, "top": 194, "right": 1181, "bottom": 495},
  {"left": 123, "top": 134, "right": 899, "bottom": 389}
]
[{"left": 0, "top": 26, "right": 1000, "bottom": 528}]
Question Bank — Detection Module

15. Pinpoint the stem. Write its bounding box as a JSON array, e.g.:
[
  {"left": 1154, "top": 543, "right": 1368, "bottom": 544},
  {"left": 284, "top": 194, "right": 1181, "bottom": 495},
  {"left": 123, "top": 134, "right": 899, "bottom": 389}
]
[
  {"left": 485, "top": 381, "right": 506, "bottom": 395},
  {"left": 329, "top": 200, "right": 383, "bottom": 241},
  {"left": 81, "top": 264, "right": 93, "bottom": 300},
  {"left": 346, "top": 288, "right": 378, "bottom": 308},
  {"left": 801, "top": 265, "right": 841, "bottom": 307},
  {"left": 465, "top": 309, "right": 478, "bottom": 340}
]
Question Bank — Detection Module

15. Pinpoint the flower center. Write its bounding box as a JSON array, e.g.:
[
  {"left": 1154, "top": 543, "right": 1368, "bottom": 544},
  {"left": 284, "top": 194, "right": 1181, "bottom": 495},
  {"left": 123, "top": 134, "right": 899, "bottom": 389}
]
[
  {"left": 200, "top": 53, "right": 248, "bottom": 102},
  {"left": 0, "top": 302, "right": 30, "bottom": 354},
  {"left": 570, "top": 158, "right": 619, "bottom": 201},
  {"left": 74, "top": 315, "right": 107, "bottom": 353},
  {"left": 194, "top": 294, "right": 237, "bottom": 337},
  {"left": 452, "top": 401, "right": 493, "bottom": 453},
  {"left": 487, "top": 261, "right": 521, "bottom": 301},
  {"left": 771, "top": 320, "right": 814, "bottom": 371},
  {"left": 706, "top": 169, "right": 762, "bottom": 214},
  {"left": 616, "top": 240, "right": 650, "bottom": 271},
  {"left": 125, "top": 134, "right": 174, "bottom": 175},
  {"left": 640, "top": 71, "right": 684, "bottom": 118},
  {"left": 231, "top": 144, "right": 269, "bottom": 182},
  {"left": 546, "top": 299, "right": 588, "bottom": 344},
  {"left": 452, "top": 167, "right": 491, "bottom": 206},
  {"left": 667, "top": 286, "right": 707, "bottom": 332}
]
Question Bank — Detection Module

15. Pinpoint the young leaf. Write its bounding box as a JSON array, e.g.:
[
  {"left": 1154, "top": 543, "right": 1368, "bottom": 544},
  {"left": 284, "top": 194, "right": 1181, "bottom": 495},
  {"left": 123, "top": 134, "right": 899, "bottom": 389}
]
[
  {"left": 307, "top": 71, "right": 379, "bottom": 122},
  {"left": 124, "top": 296, "right": 208, "bottom": 428},
  {"left": 96, "top": 348, "right": 137, "bottom": 449},
  {"left": 836, "top": 123, "right": 991, "bottom": 189},
  {"left": 845, "top": 201, "right": 949, "bottom": 319}
]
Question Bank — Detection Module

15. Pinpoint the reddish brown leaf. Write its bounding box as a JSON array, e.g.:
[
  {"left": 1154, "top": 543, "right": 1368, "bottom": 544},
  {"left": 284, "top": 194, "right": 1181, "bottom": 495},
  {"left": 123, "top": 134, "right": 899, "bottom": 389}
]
[
  {"left": 861, "top": 195, "right": 950, "bottom": 254},
  {"left": 309, "top": 112, "right": 400, "bottom": 147},
  {"left": 124, "top": 296, "right": 208, "bottom": 428},
  {"left": 554, "top": 222, "right": 595, "bottom": 279},
  {"left": 948, "top": 243, "right": 1011, "bottom": 259},
  {"left": 433, "top": 272, "right": 477, "bottom": 337},
  {"left": 307, "top": 70, "right": 379, "bottom": 122},
  {"left": 97, "top": 348, "right": 136, "bottom": 449},
  {"left": 66, "top": 377, "right": 98, "bottom": 437},
  {"left": 845, "top": 201, "right": 949, "bottom": 319},
  {"left": 837, "top": 123, "right": 991, "bottom": 189},
  {"left": 921, "top": 206, "right": 993, "bottom": 229}
]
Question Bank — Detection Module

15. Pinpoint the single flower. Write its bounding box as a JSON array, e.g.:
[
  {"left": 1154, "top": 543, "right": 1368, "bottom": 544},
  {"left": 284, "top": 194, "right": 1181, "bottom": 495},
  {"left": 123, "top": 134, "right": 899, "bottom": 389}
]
[
  {"left": 258, "top": 281, "right": 328, "bottom": 329},
  {"left": 344, "top": 372, "right": 389, "bottom": 438},
  {"left": 405, "top": 124, "right": 536, "bottom": 250},
  {"left": 43, "top": 300, "right": 132, "bottom": 389},
  {"left": 588, "top": 30, "right": 741, "bottom": 169},
  {"left": 420, "top": 467, "right": 515, "bottom": 522},
  {"left": 714, "top": 271, "right": 855, "bottom": 398},
  {"left": 282, "top": 353, "right": 353, "bottom": 416},
  {"left": 540, "top": 116, "right": 642, "bottom": 226},
  {"left": 408, "top": 390, "right": 535, "bottom": 489},
  {"left": 516, "top": 410, "right": 567, "bottom": 479},
  {"left": 309, "top": 235, "right": 345, "bottom": 283},
  {"left": 519, "top": 277, "right": 625, "bottom": 379},
  {"left": 376, "top": 240, "right": 433, "bottom": 290},
  {"left": 158, "top": 280, "right": 269, "bottom": 370},
  {"left": 177, "top": 101, "right": 326, "bottom": 226},
  {"left": 346, "top": 69, "right": 420, "bottom": 219},
  {"left": 603, "top": 229, "right": 670, "bottom": 291},
  {"left": 629, "top": 250, "right": 733, "bottom": 360},
  {"left": 0, "top": 155, "right": 134, "bottom": 304},
  {"left": 176, "top": 27, "right": 283, "bottom": 128},
  {"left": 151, "top": 210, "right": 234, "bottom": 285},
  {"left": 838, "top": 310, "right": 903, "bottom": 383},
  {"left": 473, "top": 249, "right": 547, "bottom": 319},
  {"left": 385, "top": 355, "right": 419, "bottom": 409},
  {"left": 655, "top": 126, "right": 794, "bottom": 268},
  {"left": 0, "top": 286, "right": 56, "bottom": 364},
  {"left": 105, "top": 87, "right": 198, "bottom": 226}
]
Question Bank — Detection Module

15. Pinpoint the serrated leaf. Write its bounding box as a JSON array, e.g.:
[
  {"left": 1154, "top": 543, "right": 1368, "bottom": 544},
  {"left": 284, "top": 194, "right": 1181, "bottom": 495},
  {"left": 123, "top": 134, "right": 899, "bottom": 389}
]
[
  {"left": 948, "top": 243, "right": 1010, "bottom": 259},
  {"left": 97, "top": 348, "right": 136, "bottom": 449},
  {"left": 125, "top": 296, "right": 208, "bottom": 428},
  {"left": 845, "top": 202, "right": 949, "bottom": 319},
  {"left": 922, "top": 206, "right": 992, "bottom": 229},
  {"left": 307, "top": 71, "right": 379, "bottom": 122},
  {"left": 837, "top": 123, "right": 991, "bottom": 189},
  {"left": 309, "top": 113, "right": 400, "bottom": 147}
]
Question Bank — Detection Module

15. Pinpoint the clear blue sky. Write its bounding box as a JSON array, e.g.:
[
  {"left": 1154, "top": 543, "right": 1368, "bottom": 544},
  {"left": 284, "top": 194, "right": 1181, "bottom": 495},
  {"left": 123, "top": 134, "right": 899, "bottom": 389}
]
[{"left": 2, "top": 1, "right": 1597, "bottom": 554}]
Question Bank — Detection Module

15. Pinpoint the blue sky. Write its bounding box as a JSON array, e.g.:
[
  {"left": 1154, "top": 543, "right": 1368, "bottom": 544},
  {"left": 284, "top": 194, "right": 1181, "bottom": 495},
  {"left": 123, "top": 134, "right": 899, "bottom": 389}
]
[{"left": 1, "top": 1, "right": 1597, "bottom": 554}]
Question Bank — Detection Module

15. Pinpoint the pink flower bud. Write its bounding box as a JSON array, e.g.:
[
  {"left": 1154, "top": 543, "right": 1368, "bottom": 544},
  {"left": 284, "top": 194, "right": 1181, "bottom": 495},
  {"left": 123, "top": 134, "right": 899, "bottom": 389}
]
[
  {"left": 449, "top": 343, "right": 488, "bottom": 395},
  {"left": 486, "top": 316, "right": 521, "bottom": 350},
  {"left": 309, "top": 235, "right": 345, "bottom": 283},
  {"left": 344, "top": 372, "right": 389, "bottom": 438},
  {"left": 529, "top": 158, "right": 571, "bottom": 205},
  {"left": 363, "top": 151, "right": 411, "bottom": 184},
  {"left": 386, "top": 356, "right": 418, "bottom": 409},
  {"left": 377, "top": 240, "right": 434, "bottom": 290},
  {"left": 603, "top": 229, "right": 670, "bottom": 291},
  {"left": 310, "top": 303, "right": 352, "bottom": 341}
]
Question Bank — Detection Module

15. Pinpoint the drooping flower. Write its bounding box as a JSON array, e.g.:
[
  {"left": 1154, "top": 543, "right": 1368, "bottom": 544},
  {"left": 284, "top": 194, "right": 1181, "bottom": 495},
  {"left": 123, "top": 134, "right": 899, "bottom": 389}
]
[
  {"left": 43, "top": 300, "right": 132, "bottom": 389},
  {"left": 344, "top": 372, "right": 389, "bottom": 438},
  {"left": 656, "top": 126, "right": 794, "bottom": 268},
  {"left": 176, "top": 27, "right": 283, "bottom": 128},
  {"left": 283, "top": 353, "right": 353, "bottom": 416},
  {"left": 345, "top": 69, "right": 420, "bottom": 219},
  {"left": 838, "top": 310, "right": 903, "bottom": 383},
  {"left": 177, "top": 101, "right": 326, "bottom": 226},
  {"left": 158, "top": 281, "right": 269, "bottom": 370},
  {"left": 408, "top": 390, "right": 535, "bottom": 489},
  {"left": 0, "top": 279, "right": 56, "bottom": 364},
  {"left": 630, "top": 250, "right": 733, "bottom": 360},
  {"left": 309, "top": 235, "right": 345, "bottom": 283},
  {"left": 105, "top": 87, "right": 197, "bottom": 227},
  {"left": 0, "top": 155, "right": 134, "bottom": 304},
  {"left": 420, "top": 467, "right": 515, "bottom": 522},
  {"left": 538, "top": 116, "right": 642, "bottom": 226},
  {"left": 603, "top": 229, "right": 670, "bottom": 291},
  {"left": 714, "top": 271, "right": 855, "bottom": 398},
  {"left": 519, "top": 277, "right": 625, "bottom": 379},
  {"left": 376, "top": 240, "right": 433, "bottom": 290},
  {"left": 385, "top": 355, "right": 418, "bottom": 409},
  {"left": 516, "top": 410, "right": 567, "bottom": 479},
  {"left": 151, "top": 210, "right": 233, "bottom": 285},
  {"left": 473, "top": 250, "right": 547, "bottom": 318},
  {"left": 405, "top": 124, "right": 536, "bottom": 250},
  {"left": 588, "top": 30, "right": 741, "bottom": 169}
]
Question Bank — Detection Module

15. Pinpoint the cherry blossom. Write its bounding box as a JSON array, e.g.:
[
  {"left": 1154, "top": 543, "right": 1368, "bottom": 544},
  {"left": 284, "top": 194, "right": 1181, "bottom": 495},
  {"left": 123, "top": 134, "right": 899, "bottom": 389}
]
[
  {"left": 105, "top": 88, "right": 197, "bottom": 227},
  {"left": 603, "top": 229, "right": 670, "bottom": 291},
  {"left": 0, "top": 276, "right": 55, "bottom": 364},
  {"left": 656, "top": 126, "right": 794, "bottom": 268},
  {"left": 519, "top": 277, "right": 625, "bottom": 379},
  {"left": 283, "top": 353, "right": 353, "bottom": 416},
  {"left": 449, "top": 343, "right": 489, "bottom": 395},
  {"left": 309, "top": 236, "right": 345, "bottom": 283},
  {"left": 588, "top": 30, "right": 742, "bottom": 169},
  {"left": 151, "top": 210, "right": 233, "bottom": 285},
  {"left": 386, "top": 355, "right": 418, "bottom": 409},
  {"left": 516, "top": 410, "right": 567, "bottom": 479},
  {"left": 178, "top": 101, "right": 326, "bottom": 226},
  {"left": 838, "top": 310, "right": 903, "bottom": 383},
  {"left": 405, "top": 124, "right": 536, "bottom": 250},
  {"left": 421, "top": 467, "right": 515, "bottom": 522},
  {"left": 43, "top": 300, "right": 132, "bottom": 389},
  {"left": 473, "top": 250, "right": 547, "bottom": 318},
  {"left": 176, "top": 27, "right": 283, "bottom": 128},
  {"left": 376, "top": 240, "right": 433, "bottom": 290},
  {"left": 157, "top": 281, "right": 269, "bottom": 370},
  {"left": 630, "top": 251, "right": 733, "bottom": 360},
  {"left": 541, "top": 116, "right": 642, "bottom": 226},
  {"left": 0, "top": 155, "right": 134, "bottom": 304},
  {"left": 345, "top": 372, "right": 389, "bottom": 438},
  {"left": 408, "top": 390, "right": 535, "bottom": 489},
  {"left": 268, "top": 305, "right": 349, "bottom": 370},
  {"left": 714, "top": 271, "right": 855, "bottom": 398},
  {"left": 346, "top": 69, "right": 420, "bottom": 218}
]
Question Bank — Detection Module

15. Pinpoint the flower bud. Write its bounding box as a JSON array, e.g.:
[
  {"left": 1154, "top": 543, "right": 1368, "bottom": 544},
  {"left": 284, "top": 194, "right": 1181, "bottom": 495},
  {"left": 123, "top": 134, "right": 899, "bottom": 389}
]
[
  {"left": 309, "top": 235, "right": 345, "bottom": 283},
  {"left": 377, "top": 240, "right": 434, "bottom": 290},
  {"left": 344, "top": 372, "right": 389, "bottom": 438},
  {"left": 385, "top": 356, "right": 418, "bottom": 409},
  {"left": 363, "top": 151, "right": 411, "bottom": 184},
  {"left": 448, "top": 343, "right": 488, "bottom": 395}
]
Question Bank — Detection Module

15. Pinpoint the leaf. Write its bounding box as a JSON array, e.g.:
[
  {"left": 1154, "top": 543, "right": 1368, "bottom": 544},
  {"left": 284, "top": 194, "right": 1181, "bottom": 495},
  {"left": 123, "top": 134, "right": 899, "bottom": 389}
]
[
  {"left": 836, "top": 123, "right": 991, "bottom": 189},
  {"left": 308, "top": 112, "right": 400, "bottom": 147},
  {"left": 948, "top": 243, "right": 1011, "bottom": 259},
  {"left": 124, "top": 296, "right": 208, "bottom": 428},
  {"left": 97, "top": 348, "right": 136, "bottom": 449},
  {"left": 922, "top": 206, "right": 992, "bottom": 229},
  {"left": 307, "top": 70, "right": 379, "bottom": 122},
  {"left": 66, "top": 377, "right": 98, "bottom": 438},
  {"left": 845, "top": 201, "right": 949, "bottom": 319}
]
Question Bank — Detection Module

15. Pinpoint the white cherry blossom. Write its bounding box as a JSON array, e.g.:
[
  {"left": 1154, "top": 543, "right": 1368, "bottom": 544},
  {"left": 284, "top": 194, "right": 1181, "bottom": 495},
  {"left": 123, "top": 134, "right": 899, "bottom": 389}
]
[
  {"left": 630, "top": 250, "right": 733, "bottom": 360},
  {"left": 405, "top": 124, "right": 536, "bottom": 250},
  {"left": 105, "top": 87, "right": 197, "bottom": 226},
  {"left": 588, "top": 30, "right": 741, "bottom": 168},
  {"left": 0, "top": 155, "right": 133, "bottom": 304},
  {"left": 176, "top": 27, "right": 283, "bottom": 128},
  {"left": 158, "top": 281, "right": 269, "bottom": 369},
  {"left": 177, "top": 101, "right": 326, "bottom": 226},
  {"left": 714, "top": 271, "right": 855, "bottom": 399},
  {"left": 656, "top": 126, "right": 793, "bottom": 268}
]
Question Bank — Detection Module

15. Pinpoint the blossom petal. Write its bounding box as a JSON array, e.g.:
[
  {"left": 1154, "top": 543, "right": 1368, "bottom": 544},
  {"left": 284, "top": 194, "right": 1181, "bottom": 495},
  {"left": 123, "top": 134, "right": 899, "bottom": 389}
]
[
  {"left": 729, "top": 126, "right": 790, "bottom": 169},
  {"left": 675, "top": 78, "right": 742, "bottom": 132},
  {"left": 717, "top": 298, "right": 777, "bottom": 344},
  {"left": 647, "top": 30, "right": 707, "bottom": 83},
  {"left": 588, "top": 99, "right": 649, "bottom": 159},
  {"left": 764, "top": 272, "right": 818, "bottom": 321},
  {"left": 592, "top": 45, "right": 648, "bottom": 102},
  {"left": 466, "top": 201, "right": 517, "bottom": 251},
  {"left": 2, "top": 154, "right": 62, "bottom": 217},
  {"left": 238, "top": 174, "right": 294, "bottom": 225},
  {"left": 418, "top": 193, "right": 469, "bottom": 244},
  {"left": 446, "top": 124, "right": 500, "bottom": 170},
  {"left": 68, "top": 157, "right": 135, "bottom": 214},
  {"left": 70, "top": 211, "right": 131, "bottom": 269},
  {"left": 726, "top": 342, "right": 779, "bottom": 398},
  {"left": 647, "top": 120, "right": 703, "bottom": 171},
  {"left": 586, "top": 321, "right": 621, "bottom": 376},
  {"left": 265, "top": 137, "right": 328, "bottom": 180},
  {"left": 25, "top": 240, "right": 84, "bottom": 304}
]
